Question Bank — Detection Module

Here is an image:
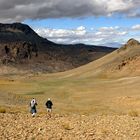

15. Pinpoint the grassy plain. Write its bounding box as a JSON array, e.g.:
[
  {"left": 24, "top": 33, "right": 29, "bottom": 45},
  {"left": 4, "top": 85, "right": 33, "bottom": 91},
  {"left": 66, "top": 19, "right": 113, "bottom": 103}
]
[{"left": 1, "top": 41, "right": 140, "bottom": 115}]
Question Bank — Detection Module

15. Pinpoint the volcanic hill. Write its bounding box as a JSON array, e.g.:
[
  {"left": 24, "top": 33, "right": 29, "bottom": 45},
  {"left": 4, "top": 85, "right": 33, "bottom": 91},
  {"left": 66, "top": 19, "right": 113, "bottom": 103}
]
[{"left": 0, "top": 23, "right": 116, "bottom": 73}]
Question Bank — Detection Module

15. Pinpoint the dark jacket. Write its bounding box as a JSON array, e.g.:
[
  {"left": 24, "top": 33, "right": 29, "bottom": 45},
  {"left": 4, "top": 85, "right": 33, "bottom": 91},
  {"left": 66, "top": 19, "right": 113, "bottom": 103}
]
[
  {"left": 46, "top": 100, "right": 53, "bottom": 109},
  {"left": 30, "top": 102, "right": 37, "bottom": 113}
]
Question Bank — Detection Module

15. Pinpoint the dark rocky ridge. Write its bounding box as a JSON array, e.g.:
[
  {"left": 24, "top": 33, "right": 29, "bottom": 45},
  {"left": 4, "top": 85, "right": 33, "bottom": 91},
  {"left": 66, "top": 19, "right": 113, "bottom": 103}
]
[{"left": 0, "top": 22, "right": 116, "bottom": 73}]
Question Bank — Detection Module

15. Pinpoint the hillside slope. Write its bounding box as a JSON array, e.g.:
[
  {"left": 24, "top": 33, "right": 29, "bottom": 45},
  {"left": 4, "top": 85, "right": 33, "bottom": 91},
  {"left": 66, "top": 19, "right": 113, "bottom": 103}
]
[
  {"left": 0, "top": 39, "right": 140, "bottom": 117},
  {"left": 0, "top": 39, "right": 140, "bottom": 111},
  {"left": 0, "top": 23, "right": 116, "bottom": 73},
  {"left": 55, "top": 38, "right": 140, "bottom": 78}
]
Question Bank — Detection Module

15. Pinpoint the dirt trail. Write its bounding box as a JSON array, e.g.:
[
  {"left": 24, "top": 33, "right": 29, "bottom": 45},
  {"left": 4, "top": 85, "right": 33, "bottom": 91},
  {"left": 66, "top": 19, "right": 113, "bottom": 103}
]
[{"left": 1, "top": 113, "right": 140, "bottom": 140}]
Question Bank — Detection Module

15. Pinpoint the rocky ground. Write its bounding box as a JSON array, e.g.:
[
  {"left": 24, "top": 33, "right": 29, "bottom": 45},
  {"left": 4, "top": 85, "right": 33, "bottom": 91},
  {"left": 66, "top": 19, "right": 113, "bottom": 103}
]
[{"left": 1, "top": 113, "right": 140, "bottom": 140}]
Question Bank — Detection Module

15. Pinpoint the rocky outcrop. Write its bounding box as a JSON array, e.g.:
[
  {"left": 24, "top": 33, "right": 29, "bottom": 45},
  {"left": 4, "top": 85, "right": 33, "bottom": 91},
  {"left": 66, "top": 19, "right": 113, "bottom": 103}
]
[
  {"left": 127, "top": 38, "right": 140, "bottom": 46},
  {"left": 0, "top": 41, "right": 38, "bottom": 64},
  {"left": 117, "top": 38, "right": 140, "bottom": 53}
]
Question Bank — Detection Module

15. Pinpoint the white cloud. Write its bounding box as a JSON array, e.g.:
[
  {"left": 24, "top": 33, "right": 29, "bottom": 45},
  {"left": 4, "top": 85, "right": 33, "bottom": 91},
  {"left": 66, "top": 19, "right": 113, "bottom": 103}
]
[
  {"left": 132, "top": 24, "right": 140, "bottom": 30},
  {"left": 95, "top": 32, "right": 102, "bottom": 35},
  {"left": 99, "top": 26, "right": 120, "bottom": 31},
  {"left": 77, "top": 26, "right": 86, "bottom": 31},
  {"left": 106, "top": 0, "right": 133, "bottom": 12},
  {"left": 36, "top": 26, "right": 86, "bottom": 39},
  {"left": 76, "top": 26, "right": 86, "bottom": 36},
  {"left": 118, "top": 31, "right": 127, "bottom": 35},
  {"left": 35, "top": 25, "right": 129, "bottom": 45},
  {"left": 34, "top": 24, "right": 140, "bottom": 47}
]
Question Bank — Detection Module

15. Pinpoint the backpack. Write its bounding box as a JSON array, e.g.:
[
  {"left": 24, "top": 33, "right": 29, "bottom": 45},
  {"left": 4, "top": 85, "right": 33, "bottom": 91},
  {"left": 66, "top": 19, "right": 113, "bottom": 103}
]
[{"left": 30, "top": 100, "right": 36, "bottom": 108}]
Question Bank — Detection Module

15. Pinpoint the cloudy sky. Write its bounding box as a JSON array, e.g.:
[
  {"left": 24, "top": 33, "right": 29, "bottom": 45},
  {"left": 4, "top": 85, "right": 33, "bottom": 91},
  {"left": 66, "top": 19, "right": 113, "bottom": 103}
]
[{"left": 1, "top": 0, "right": 140, "bottom": 47}]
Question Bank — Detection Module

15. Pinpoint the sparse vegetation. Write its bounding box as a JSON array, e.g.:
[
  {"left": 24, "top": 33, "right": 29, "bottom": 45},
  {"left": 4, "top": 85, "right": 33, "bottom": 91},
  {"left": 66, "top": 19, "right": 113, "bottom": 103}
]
[
  {"left": 62, "top": 122, "right": 73, "bottom": 130},
  {"left": 101, "top": 128, "right": 109, "bottom": 135},
  {"left": 128, "top": 110, "right": 139, "bottom": 117},
  {"left": 0, "top": 107, "right": 6, "bottom": 113}
]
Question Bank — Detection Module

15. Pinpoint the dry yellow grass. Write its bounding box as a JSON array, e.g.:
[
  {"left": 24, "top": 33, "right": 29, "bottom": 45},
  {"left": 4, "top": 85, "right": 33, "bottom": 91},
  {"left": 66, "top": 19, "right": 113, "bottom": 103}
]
[
  {"left": 0, "top": 72, "right": 140, "bottom": 115},
  {"left": 128, "top": 110, "right": 139, "bottom": 117},
  {"left": 0, "top": 107, "right": 6, "bottom": 113},
  {"left": 1, "top": 40, "right": 140, "bottom": 115},
  {"left": 62, "top": 122, "right": 73, "bottom": 130}
]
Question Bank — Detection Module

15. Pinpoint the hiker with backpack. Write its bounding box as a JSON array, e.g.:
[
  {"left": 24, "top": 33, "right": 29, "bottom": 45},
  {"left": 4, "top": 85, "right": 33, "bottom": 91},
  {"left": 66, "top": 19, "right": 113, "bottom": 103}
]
[
  {"left": 45, "top": 98, "right": 53, "bottom": 117},
  {"left": 30, "top": 98, "right": 37, "bottom": 117}
]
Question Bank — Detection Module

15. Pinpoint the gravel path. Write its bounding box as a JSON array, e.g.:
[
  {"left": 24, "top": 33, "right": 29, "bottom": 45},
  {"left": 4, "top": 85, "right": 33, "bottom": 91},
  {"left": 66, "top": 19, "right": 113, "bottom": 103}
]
[{"left": 1, "top": 113, "right": 140, "bottom": 140}]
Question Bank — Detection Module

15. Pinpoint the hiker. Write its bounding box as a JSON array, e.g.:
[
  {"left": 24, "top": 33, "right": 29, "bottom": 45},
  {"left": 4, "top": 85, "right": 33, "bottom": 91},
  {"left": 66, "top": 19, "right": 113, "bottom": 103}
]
[
  {"left": 45, "top": 98, "right": 53, "bottom": 117},
  {"left": 30, "top": 98, "right": 37, "bottom": 117}
]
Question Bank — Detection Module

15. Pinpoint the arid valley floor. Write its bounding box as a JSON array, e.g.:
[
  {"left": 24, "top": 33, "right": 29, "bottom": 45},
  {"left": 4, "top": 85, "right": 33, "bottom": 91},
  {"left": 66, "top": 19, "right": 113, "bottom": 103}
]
[{"left": 1, "top": 39, "right": 140, "bottom": 139}]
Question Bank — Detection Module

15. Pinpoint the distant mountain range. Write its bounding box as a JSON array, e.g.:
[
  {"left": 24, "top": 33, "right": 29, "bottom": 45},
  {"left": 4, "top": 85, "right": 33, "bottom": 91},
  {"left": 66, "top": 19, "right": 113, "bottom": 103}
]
[
  {"left": 100, "top": 42, "right": 123, "bottom": 48},
  {"left": 0, "top": 23, "right": 116, "bottom": 73}
]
